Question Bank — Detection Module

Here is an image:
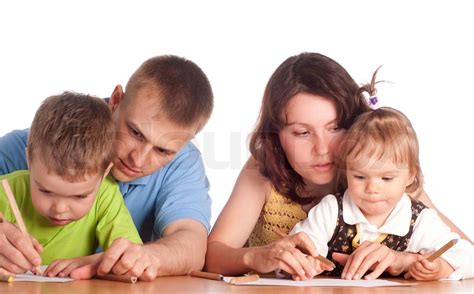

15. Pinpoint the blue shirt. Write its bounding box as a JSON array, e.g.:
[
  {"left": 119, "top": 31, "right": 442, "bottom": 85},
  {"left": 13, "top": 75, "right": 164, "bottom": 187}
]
[{"left": 0, "top": 129, "right": 212, "bottom": 242}]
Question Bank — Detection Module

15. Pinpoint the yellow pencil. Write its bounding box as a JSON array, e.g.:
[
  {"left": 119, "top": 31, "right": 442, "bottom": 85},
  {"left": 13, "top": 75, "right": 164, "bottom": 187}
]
[
  {"left": 273, "top": 228, "right": 336, "bottom": 270},
  {"left": 229, "top": 274, "right": 260, "bottom": 285},
  {"left": 1, "top": 179, "right": 41, "bottom": 275},
  {"left": 190, "top": 271, "right": 224, "bottom": 281},
  {"left": 0, "top": 275, "right": 14, "bottom": 283}
]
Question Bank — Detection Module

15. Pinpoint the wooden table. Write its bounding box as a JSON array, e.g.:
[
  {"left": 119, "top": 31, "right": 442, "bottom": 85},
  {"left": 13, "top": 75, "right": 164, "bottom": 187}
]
[{"left": 1, "top": 275, "right": 473, "bottom": 293}]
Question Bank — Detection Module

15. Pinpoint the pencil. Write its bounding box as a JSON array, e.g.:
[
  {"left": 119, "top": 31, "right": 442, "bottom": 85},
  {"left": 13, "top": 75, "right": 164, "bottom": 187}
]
[
  {"left": 404, "top": 239, "right": 458, "bottom": 279},
  {"left": 229, "top": 274, "right": 260, "bottom": 285},
  {"left": 94, "top": 274, "right": 138, "bottom": 284},
  {"left": 0, "top": 275, "right": 14, "bottom": 283},
  {"left": 272, "top": 228, "right": 336, "bottom": 270},
  {"left": 1, "top": 180, "right": 41, "bottom": 274},
  {"left": 190, "top": 271, "right": 223, "bottom": 281}
]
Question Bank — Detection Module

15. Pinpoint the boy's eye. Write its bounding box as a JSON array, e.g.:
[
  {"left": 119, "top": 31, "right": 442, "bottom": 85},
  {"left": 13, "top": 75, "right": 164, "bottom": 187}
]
[
  {"left": 39, "top": 189, "right": 51, "bottom": 194},
  {"left": 76, "top": 195, "right": 88, "bottom": 199}
]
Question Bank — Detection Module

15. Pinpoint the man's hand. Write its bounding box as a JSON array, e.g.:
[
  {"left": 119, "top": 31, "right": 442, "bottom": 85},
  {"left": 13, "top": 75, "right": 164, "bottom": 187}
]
[{"left": 0, "top": 218, "right": 42, "bottom": 275}]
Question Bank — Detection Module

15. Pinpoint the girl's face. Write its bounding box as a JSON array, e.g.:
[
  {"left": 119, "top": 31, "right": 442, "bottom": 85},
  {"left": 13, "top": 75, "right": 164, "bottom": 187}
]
[
  {"left": 279, "top": 93, "right": 345, "bottom": 189},
  {"left": 346, "top": 149, "right": 413, "bottom": 225}
]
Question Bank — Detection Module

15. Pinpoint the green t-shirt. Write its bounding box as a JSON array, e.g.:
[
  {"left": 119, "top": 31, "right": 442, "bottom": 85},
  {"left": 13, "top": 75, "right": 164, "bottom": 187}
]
[{"left": 0, "top": 170, "right": 142, "bottom": 265}]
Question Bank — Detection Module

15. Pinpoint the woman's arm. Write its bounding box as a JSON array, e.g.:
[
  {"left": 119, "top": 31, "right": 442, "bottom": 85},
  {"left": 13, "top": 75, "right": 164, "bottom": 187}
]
[
  {"left": 414, "top": 190, "right": 472, "bottom": 243},
  {"left": 206, "top": 157, "right": 270, "bottom": 274},
  {"left": 206, "top": 157, "right": 318, "bottom": 279}
]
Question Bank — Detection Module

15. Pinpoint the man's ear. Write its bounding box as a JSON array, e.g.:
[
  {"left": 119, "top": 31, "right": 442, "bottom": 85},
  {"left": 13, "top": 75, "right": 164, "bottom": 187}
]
[
  {"left": 102, "top": 162, "right": 114, "bottom": 180},
  {"left": 109, "top": 85, "right": 124, "bottom": 111}
]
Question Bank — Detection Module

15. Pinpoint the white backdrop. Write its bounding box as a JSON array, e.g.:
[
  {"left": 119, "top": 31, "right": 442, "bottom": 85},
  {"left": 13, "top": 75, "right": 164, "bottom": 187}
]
[{"left": 1, "top": 1, "right": 472, "bottom": 239}]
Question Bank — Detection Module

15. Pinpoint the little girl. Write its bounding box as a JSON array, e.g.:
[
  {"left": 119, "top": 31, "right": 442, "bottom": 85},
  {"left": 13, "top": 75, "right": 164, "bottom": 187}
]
[{"left": 290, "top": 77, "right": 473, "bottom": 281}]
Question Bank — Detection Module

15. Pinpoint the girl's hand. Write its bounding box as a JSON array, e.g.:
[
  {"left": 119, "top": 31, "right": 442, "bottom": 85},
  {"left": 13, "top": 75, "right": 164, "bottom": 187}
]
[
  {"left": 407, "top": 254, "right": 454, "bottom": 281},
  {"left": 245, "top": 232, "right": 323, "bottom": 280},
  {"left": 332, "top": 241, "right": 404, "bottom": 280},
  {"left": 290, "top": 255, "right": 334, "bottom": 281},
  {"left": 43, "top": 253, "right": 102, "bottom": 278}
]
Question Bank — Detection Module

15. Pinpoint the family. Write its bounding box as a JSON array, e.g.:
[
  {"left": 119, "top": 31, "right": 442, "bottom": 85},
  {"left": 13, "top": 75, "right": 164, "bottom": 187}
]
[{"left": 0, "top": 53, "right": 472, "bottom": 282}]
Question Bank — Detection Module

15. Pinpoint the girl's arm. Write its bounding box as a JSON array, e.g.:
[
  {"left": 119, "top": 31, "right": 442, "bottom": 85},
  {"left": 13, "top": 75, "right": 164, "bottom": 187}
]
[
  {"left": 414, "top": 190, "right": 472, "bottom": 243},
  {"left": 206, "top": 157, "right": 318, "bottom": 280}
]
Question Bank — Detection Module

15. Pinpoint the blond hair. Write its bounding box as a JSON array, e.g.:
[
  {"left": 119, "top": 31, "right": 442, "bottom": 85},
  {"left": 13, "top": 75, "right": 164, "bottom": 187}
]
[{"left": 27, "top": 92, "right": 115, "bottom": 181}]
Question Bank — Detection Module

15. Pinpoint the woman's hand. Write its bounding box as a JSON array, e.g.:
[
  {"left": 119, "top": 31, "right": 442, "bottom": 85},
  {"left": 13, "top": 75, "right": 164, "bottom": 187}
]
[
  {"left": 245, "top": 232, "right": 332, "bottom": 280},
  {"left": 332, "top": 241, "right": 409, "bottom": 280}
]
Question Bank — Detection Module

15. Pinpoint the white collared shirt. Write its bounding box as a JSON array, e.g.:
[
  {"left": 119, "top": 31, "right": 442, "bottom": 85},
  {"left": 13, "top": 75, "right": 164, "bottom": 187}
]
[{"left": 290, "top": 191, "right": 473, "bottom": 280}]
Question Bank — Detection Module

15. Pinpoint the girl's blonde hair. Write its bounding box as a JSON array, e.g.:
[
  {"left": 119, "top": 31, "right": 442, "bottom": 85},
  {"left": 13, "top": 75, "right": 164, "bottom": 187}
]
[{"left": 338, "top": 69, "right": 423, "bottom": 196}]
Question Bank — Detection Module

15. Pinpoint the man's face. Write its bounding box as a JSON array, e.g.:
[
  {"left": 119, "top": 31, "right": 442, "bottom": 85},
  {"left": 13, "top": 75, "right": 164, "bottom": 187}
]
[{"left": 109, "top": 85, "right": 195, "bottom": 182}]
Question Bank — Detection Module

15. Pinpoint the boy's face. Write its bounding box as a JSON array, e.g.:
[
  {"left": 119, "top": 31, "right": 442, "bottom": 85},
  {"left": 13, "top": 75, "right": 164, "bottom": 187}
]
[
  {"left": 29, "top": 157, "right": 103, "bottom": 226},
  {"left": 346, "top": 150, "right": 413, "bottom": 224},
  {"left": 109, "top": 85, "right": 195, "bottom": 182}
]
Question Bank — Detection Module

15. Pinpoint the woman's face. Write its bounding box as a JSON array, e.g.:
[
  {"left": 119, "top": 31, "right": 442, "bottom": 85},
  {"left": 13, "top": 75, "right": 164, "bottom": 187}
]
[{"left": 279, "top": 93, "right": 345, "bottom": 188}]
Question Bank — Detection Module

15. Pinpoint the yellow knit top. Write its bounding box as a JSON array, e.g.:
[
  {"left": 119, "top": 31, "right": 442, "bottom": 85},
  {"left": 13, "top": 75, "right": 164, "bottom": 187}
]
[{"left": 248, "top": 188, "right": 307, "bottom": 247}]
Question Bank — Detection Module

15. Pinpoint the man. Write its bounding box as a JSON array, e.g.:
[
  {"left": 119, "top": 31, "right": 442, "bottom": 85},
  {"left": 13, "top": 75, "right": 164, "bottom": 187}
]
[{"left": 0, "top": 55, "right": 213, "bottom": 280}]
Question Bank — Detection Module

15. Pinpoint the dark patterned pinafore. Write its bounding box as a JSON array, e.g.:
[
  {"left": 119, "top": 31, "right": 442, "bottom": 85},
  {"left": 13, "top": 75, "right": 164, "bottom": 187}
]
[{"left": 322, "top": 195, "right": 427, "bottom": 277}]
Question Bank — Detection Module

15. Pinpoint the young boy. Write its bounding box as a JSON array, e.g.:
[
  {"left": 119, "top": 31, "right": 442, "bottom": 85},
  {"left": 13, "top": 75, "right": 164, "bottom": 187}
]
[{"left": 0, "top": 92, "right": 141, "bottom": 277}]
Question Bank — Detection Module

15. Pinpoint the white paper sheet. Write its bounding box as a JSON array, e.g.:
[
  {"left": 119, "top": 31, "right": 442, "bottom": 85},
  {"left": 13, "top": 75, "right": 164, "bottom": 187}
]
[
  {"left": 13, "top": 265, "right": 74, "bottom": 283},
  {"left": 223, "top": 277, "right": 415, "bottom": 287}
]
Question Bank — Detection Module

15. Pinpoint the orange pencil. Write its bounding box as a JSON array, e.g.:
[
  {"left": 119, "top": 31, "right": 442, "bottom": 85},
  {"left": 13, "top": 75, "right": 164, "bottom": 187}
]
[
  {"left": 190, "top": 271, "right": 224, "bottom": 281},
  {"left": 273, "top": 228, "right": 336, "bottom": 270},
  {"left": 1, "top": 179, "right": 41, "bottom": 274},
  {"left": 94, "top": 274, "right": 138, "bottom": 284}
]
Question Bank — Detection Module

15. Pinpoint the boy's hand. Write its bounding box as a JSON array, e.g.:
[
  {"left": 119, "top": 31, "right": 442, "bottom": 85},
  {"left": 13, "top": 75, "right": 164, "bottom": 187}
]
[
  {"left": 0, "top": 219, "right": 42, "bottom": 274},
  {"left": 407, "top": 254, "right": 454, "bottom": 280},
  {"left": 43, "top": 253, "right": 102, "bottom": 278}
]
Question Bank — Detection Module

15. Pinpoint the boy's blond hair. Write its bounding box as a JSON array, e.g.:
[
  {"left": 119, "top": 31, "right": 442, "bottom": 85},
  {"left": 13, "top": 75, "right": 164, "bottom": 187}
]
[
  {"left": 338, "top": 107, "right": 423, "bottom": 195},
  {"left": 27, "top": 92, "right": 114, "bottom": 181}
]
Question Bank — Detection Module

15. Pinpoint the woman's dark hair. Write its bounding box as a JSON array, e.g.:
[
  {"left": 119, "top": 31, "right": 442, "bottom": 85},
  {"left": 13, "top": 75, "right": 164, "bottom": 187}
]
[{"left": 249, "top": 52, "right": 370, "bottom": 203}]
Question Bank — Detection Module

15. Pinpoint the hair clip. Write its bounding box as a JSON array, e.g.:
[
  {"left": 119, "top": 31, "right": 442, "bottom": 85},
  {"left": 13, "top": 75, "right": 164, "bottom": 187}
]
[{"left": 363, "top": 92, "right": 380, "bottom": 110}]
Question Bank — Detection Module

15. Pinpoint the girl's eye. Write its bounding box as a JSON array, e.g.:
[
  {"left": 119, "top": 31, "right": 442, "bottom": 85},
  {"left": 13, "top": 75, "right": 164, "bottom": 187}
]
[{"left": 382, "top": 177, "right": 394, "bottom": 181}]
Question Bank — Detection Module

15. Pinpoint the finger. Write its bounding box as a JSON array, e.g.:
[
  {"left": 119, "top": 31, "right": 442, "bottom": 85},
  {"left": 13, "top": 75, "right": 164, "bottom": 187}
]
[
  {"left": 139, "top": 264, "right": 158, "bottom": 281},
  {"left": 364, "top": 253, "right": 395, "bottom": 280},
  {"left": 30, "top": 237, "right": 43, "bottom": 254},
  {"left": 0, "top": 266, "right": 16, "bottom": 277},
  {"left": 0, "top": 253, "right": 27, "bottom": 274},
  {"left": 420, "top": 259, "right": 437, "bottom": 271},
  {"left": 292, "top": 249, "right": 317, "bottom": 278},
  {"left": 97, "top": 238, "right": 130, "bottom": 275},
  {"left": 289, "top": 232, "right": 318, "bottom": 257},
  {"left": 44, "top": 260, "right": 62, "bottom": 277},
  {"left": 61, "top": 260, "right": 86, "bottom": 277},
  {"left": 111, "top": 244, "right": 142, "bottom": 276},
  {"left": 70, "top": 262, "right": 99, "bottom": 280},
  {"left": 276, "top": 249, "right": 307, "bottom": 279},
  {"left": 124, "top": 257, "right": 148, "bottom": 278},
  {"left": 6, "top": 229, "right": 42, "bottom": 267},
  {"left": 332, "top": 252, "right": 349, "bottom": 266},
  {"left": 343, "top": 242, "right": 376, "bottom": 280},
  {"left": 354, "top": 246, "right": 394, "bottom": 280}
]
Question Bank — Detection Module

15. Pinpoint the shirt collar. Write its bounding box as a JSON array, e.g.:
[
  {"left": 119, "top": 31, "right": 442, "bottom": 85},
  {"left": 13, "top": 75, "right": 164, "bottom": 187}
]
[
  {"left": 342, "top": 191, "right": 412, "bottom": 236},
  {"left": 120, "top": 173, "right": 152, "bottom": 186}
]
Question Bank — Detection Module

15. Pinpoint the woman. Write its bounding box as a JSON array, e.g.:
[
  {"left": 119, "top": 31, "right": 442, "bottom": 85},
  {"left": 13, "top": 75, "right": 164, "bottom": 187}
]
[{"left": 206, "top": 53, "right": 471, "bottom": 281}]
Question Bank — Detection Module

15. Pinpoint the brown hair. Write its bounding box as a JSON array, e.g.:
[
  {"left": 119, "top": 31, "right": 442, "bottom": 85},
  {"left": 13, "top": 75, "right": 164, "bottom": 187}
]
[
  {"left": 338, "top": 70, "right": 423, "bottom": 195},
  {"left": 249, "top": 52, "right": 370, "bottom": 203},
  {"left": 28, "top": 92, "right": 115, "bottom": 182},
  {"left": 125, "top": 55, "right": 214, "bottom": 133}
]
